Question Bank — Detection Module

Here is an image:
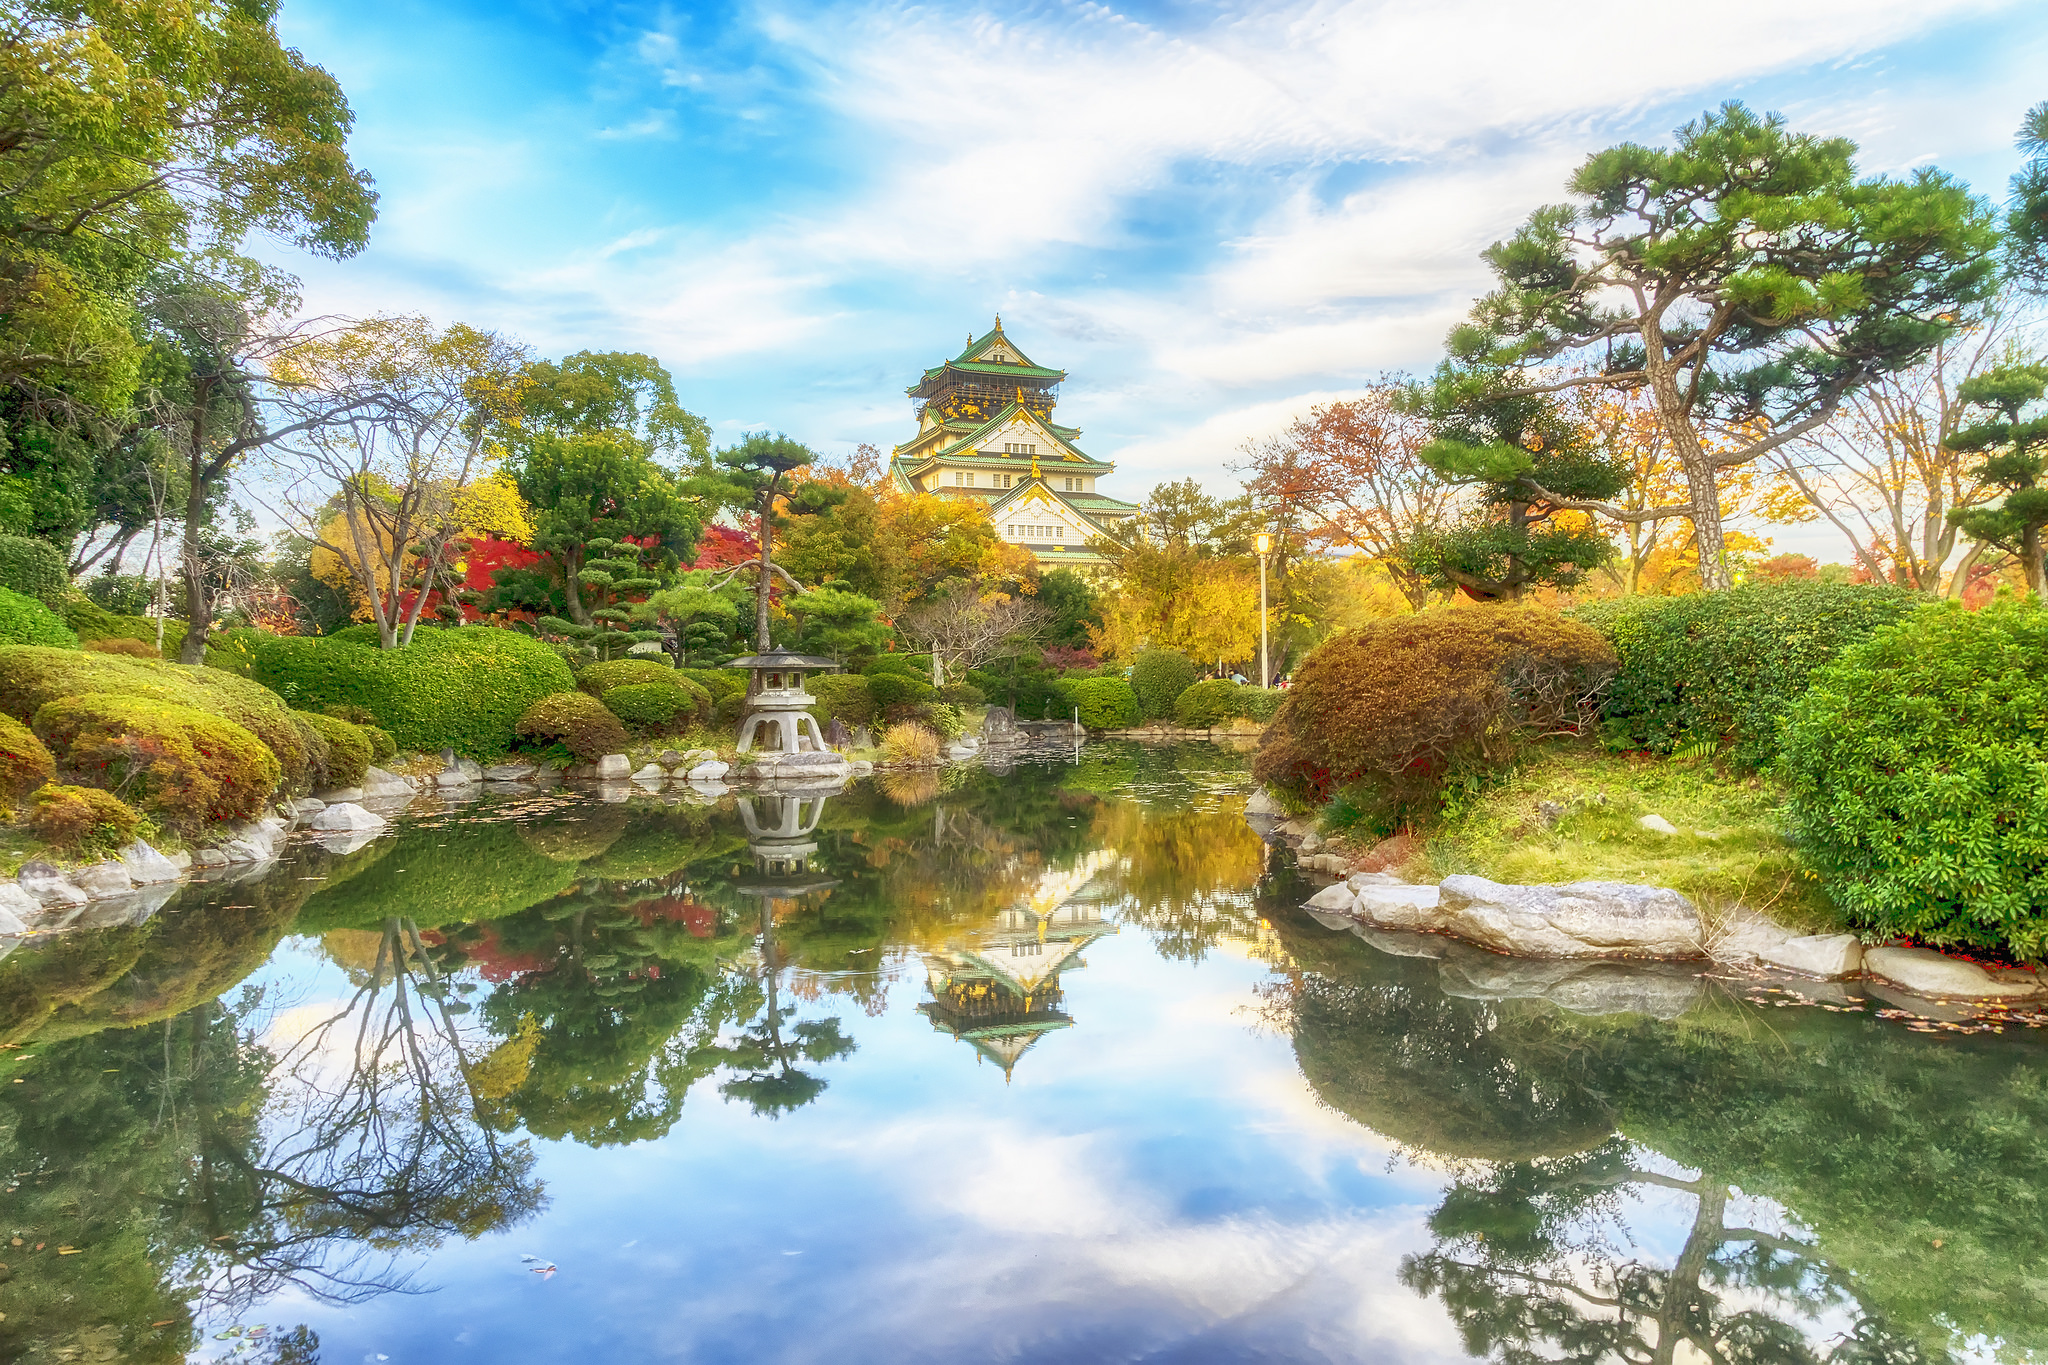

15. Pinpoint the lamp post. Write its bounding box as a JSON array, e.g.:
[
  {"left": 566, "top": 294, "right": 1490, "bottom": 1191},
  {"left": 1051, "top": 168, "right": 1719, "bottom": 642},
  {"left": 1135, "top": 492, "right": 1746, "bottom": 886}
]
[{"left": 1255, "top": 531, "right": 1271, "bottom": 689}]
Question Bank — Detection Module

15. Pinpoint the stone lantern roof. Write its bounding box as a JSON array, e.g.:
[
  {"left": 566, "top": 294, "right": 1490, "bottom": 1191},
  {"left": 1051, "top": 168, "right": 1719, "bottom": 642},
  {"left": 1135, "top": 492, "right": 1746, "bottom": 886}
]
[{"left": 728, "top": 651, "right": 843, "bottom": 671}]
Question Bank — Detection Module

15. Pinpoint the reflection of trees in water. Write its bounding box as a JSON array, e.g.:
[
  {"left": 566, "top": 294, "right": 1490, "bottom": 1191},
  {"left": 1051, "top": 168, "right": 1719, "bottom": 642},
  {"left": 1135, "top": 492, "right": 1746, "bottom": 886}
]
[
  {"left": 1264, "top": 905, "right": 2048, "bottom": 1363},
  {"left": 1089, "top": 801, "right": 1267, "bottom": 961}
]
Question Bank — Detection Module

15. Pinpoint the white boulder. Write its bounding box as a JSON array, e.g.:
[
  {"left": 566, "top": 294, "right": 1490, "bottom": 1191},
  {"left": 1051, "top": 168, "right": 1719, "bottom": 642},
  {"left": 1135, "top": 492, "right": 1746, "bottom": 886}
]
[
  {"left": 17, "top": 862, "right": 87, "bottom": 906},
  {"left": 1352, "top": 883, "right": 1447, "bottom": 933},
  {"left": 1761, "top": 933, "right": 1864, "bottom": 980},
  {"left": 1436, "top": 875, "right": 1703, "bottom": 959},
  {"left": 1245, "top": 789, "right": 1283, "bottom": 817},
  {"left": 309, "top": 802, "right": 386, "bottom": 834},
  {"left": 361, "top": 766, "right": 417, "bottom": 798},
  {"left": 687, "top": 760, "right": 730, "bottom": 782},
  {"left": 1303, "top": 883, "right": 1358, "bottom": 913},
  {"left": 485, "top": 762, "right": 537, "bottom": 782},
  {"left": 0, "top": 883, "right": 38, "bottom": 933},
  {"left": 118, "top": 839, "right": 182, "bottom": 886},
  {"left": 596, "top": 753, "right": 632, "bottom": 780},
  {"left": 1637, "top": 814, "right": 1678, "bottom": 835},
  {"left": 1864, "top": 946, "right": 2045, "bottom": 1001},
  {"left": 632, "top": 763, "right": 667, "bottom": 784}
]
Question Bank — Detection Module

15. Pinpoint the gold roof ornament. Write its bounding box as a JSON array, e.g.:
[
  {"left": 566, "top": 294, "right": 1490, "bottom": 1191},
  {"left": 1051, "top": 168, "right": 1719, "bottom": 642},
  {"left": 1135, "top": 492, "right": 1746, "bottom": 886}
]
[{"left": 1030, "top": 453, "right": 1042, "bottom": 480}]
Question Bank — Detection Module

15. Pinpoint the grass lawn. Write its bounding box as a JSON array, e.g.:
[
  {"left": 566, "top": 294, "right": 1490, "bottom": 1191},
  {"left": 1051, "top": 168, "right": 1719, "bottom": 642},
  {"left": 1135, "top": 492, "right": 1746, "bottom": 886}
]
[{"left": 1418, "top": 741, "right": 1843, "bottom": 935}]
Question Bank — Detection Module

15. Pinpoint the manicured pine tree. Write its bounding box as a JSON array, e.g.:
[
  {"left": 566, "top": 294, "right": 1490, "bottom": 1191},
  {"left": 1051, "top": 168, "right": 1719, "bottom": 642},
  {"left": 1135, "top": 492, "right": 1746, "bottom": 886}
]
[{"left": 1949, "top": 364, "right": 2048, "bottom": 597}]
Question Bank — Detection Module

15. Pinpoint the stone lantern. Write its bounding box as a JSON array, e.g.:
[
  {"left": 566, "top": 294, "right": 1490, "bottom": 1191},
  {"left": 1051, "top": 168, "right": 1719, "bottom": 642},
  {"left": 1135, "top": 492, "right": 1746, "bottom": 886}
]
[{"left": 728, "top": 651, "right": 842, "bottom": 755}]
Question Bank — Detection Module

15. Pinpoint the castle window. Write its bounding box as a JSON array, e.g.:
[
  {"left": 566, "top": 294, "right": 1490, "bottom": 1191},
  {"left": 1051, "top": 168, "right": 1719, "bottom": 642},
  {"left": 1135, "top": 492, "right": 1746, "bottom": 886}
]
[
  {"left": 954, "top": 471, "right": 973, "bottom": 487},
  {"left": 1003, "top": 442, "right": 1037, "bottom": 455}
]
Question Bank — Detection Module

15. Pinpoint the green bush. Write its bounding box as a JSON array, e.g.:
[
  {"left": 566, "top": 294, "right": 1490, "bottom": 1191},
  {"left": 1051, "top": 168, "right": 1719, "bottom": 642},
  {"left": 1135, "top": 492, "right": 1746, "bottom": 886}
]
[
  {"left": 1131, "top": 649, "right": 1198, "bottom": 720},
  {"left": 27, "top": 783, "right": 141, "bottom": 854},
  {"left": 0, "top": 586, "right": 78, "bottom": 648},
  {"left": 936, "top": 681, "right": 984, "bottom": 707},
  {"left": 1255, "top": 605, "right": 1616, "bottom": 817},
  {"left": 61, "top": 598, "right": 185, "bottom": 656},
  {"left": 678, "top": 667, "right": 747, "bottom": 702},
  {"left": 863, "top": 654, "right": 931, "bottom": 680},
  {"left": 1066, "top": 677, "right": 1140, "bottom": 729},
  {"left": 0, "top": 534, "right": 65, "bottom": 605},
  {"left": 1174, "top": 678, "right": 1247, "bottom": 728},
  {"left": 210, "top": 625, "right": 577, "bottom": 758},
  {"left": 361, "top": 724, "right": 396, "bottom": 763},
  {"left": 34, "top": 693, "right": 281, "bottom": 830},
  {"left": 295, "top": 711, "right": 374, "bottom": 789},
  {"left": 808, "top": 673, "right": 876, "bottom": 727},
  {"left": 1237, "top": 687, "right": 1283, "bottom": 722},
  {"left": 577, "top": 658, "right": 679, "bottom": 696},
  {"left": 602, "top": 678, "right": 712, "bottom": 732},
  {"left": 1781, "top": 601, "right": 2048, "bottom": 960},
  {"left": 866, "top": 671, "right": 937, "bottom": 713},
  {"left": 516, "top": 691, "right": 629, "bottom": 763},
  {"left": 0, "top": 644, "right": 311, "bottom": 794},
  {"left": 1572, "top": 582, "right": 1920, "bottom": 768},
  {"left": 0, "top": 712, "right": 55, "bottom": 805},
  {"left": 84, "top": 636, "right": 158, "bottom": 658}
]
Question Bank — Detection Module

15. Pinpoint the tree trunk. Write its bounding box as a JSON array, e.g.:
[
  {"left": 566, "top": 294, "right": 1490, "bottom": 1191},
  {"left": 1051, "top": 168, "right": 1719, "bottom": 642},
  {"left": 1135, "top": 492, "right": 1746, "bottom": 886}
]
[
  {"left": 562, "top": 544, "right": 589, "bottom": 626},
  {"left": 178, "top": 441, "right": 209, "bottom": 664},
  {"left": 2026, "top": 522, "right": 2045, "bottom": 598},
  {"left": 1676, "top": 451, "right": 1731, "bottom": 590},
  {"left": 754, "top": 477, "right": 779, "bottom": 652}
]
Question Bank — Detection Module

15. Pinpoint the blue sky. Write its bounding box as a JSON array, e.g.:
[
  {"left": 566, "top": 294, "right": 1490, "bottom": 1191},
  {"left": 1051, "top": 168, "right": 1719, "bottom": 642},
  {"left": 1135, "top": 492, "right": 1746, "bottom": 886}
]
[{"left": 269, "top": 0, "right": 2048, "bottom": 554}]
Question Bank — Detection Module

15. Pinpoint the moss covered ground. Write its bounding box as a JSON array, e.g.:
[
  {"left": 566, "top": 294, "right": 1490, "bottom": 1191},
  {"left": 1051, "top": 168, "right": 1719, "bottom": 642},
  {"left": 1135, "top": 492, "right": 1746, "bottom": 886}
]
[{"left": 1417, "top": 741, "right": 1841, "bottom": 934}]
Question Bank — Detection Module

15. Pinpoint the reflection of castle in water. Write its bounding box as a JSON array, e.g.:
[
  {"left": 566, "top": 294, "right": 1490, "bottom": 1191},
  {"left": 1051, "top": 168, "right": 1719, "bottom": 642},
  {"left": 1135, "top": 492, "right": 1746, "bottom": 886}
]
[{"left": 919, "top": 854, "right": 1116, "bottom": 1078}]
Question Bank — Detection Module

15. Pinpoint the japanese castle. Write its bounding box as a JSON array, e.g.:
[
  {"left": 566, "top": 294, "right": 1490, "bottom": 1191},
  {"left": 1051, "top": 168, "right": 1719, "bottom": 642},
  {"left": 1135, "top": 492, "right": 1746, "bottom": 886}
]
[{"left": 889, "top": 319, "right": 1139, "bottom": 568}]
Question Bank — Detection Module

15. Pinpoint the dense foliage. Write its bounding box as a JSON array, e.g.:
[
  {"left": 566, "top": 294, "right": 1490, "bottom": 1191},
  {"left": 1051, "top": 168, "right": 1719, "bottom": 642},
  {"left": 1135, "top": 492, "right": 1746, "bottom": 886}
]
[
  {"left": 602, "top": 679, "right": 711, "bottom": 732},
  {"left": 1172, "top": 679, "right": 1281, "bottom": 728},
  {"left": 27, "top": 783, "right": 140, "bottom": 854},
  {"left": 0, "top": 584, "right": 77, "bottom": 647},
  {"left": 211, "top": 626, "right": 575, "bottom": 758},
  {"left": 1573, "top": 582, "right": 1920, "bottom": 767},
  {"left": 0, "top": 712, "right": 55, "bottom": 807},
  {"left": 295, "top": 710, "right": 374, "bottom": 789},
  {"left": 1065, "top": 677, "right": 1140, "bottom": 730},
  {"left": 0, "top": 533, "right": 66, "bottom": 604},
  {"left": 33, "top": 693, "right": 280, "bottom": 829},
  {"left": 808, "top": 674, "right": 876, "bottom": 728},
  {"left": 1256, "top": 606, "right": 1615, "bottom": 818},
  {"left": 1781, "top": 601, "right": 2048, "bottom": 960},
  {"left": 62, "top": 598, "right": 186, "bottom": 655},
  {"left": 1130, "top": 649, "right": 1198, "bottom": 721},
  {"left": 515, "top": 691, "right": 629, "bottom": 763}
]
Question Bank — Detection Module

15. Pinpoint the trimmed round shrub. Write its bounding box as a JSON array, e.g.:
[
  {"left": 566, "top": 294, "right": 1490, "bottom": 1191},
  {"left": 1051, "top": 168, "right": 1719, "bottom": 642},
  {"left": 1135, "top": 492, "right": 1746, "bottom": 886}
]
[
  {"left": 678, "top": 667, "right": 747, "bottom": 702},
  {"left": 864, "top": 654, "right": 931, "bottom": 680},
  {"left": 0, "top": 533, "right": 66, "bottom": 605},
  {"left": 209, "top": 625, "right": 577, "bottom": 758},
  {"left": 1237, "top": 686, "right": 1283, "bottom": 722},
  {"left": 1572, "top": 582, "right": 1919, "bottom": 768},
  {"left": 937, "top": 681, "right": 985, "bottom": 707},
  {"left": 1255, "top": 605, "right": 1616, "bottom": 815},
  {"left": 866, "top": 672, "right": 937, "bottom": 713},
  {"left": 1781, "top": 601, "right": 2048, "bottom": 961},
  {"left": 33, "top": 692, "right": 282, "bottom": 830},
  {"left": 0, "top": 644, "right": 310, "bottom": 793},
  {"left": 602, "top": 679, "right": 712, "bottom": 732},
  {"left": 62, "top": 597, "right": 185, "bottom": 655},
  {"left": 516, "top": 691, "right": 629, "bottom": 763},
  {"left": 1174, "top": 678, "right": 1245, "bottom": 728},
  {"left": 295, "top": 711, "right": 374, "bottom": 789},
  {"left": 0, "top": 711, "right": 55, "bottom": 804},
  {"left": 361, "top": 724, "right": 397, "bottom": 763},
  {"left": 321, "top": 702, "right": 379, "bottom": 726},
  {"left": 880, "top": 721, "right": 940, "bottom": 765},
  {"left": 290, "top": 712, "right": 330, "bottom": 792},
  {"left": 1066, "top": 677, "right": 1140, "bottom": 730},
  {"left": 85, "top": 636, "right": 159, "bottom": 658},
  {"left": 1131, "top": 649, "right": 1198, "bottom": 720},
  {"left": 808, "top": 673, "right": 876, "bottom": 727},
  {"left": 577, "top": 658, "right": 680, "bottom": 696},
  {"left": 0, "top": 585, "right": 78, "bottom": 648},
  {"left": 28, "top": 783, "right": 141, "bottom": 854}
]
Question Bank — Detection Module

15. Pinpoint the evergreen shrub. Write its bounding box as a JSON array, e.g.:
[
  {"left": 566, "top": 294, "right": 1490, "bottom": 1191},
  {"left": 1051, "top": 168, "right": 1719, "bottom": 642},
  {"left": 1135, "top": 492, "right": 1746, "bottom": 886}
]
[
  {"left": 866, "top": 672, "right": 937, "bottom": 714},
  {"left": 1572, "top": 582, "right": 1919, "bottom": 767},
  {"left": 936, "top": 681, "right": 984, "bottom": 707},
  {"left": 62, "top": 598, "right": 184, "bottom": 655},
  {"left": 1255, "top": 605, "right": 1616, "bottom": 817},
  {"left": 0, "top": 645, "right": 310, "bottom": 793},
  {"left": 84, "top": 637, "right": 158, "bottom": 657},
  {"left": 678, "top": 667, "right": 747, "bottom": 702},
  {"left": 602, "top": 679, "right": 711, "bottom": 732},
  {"left": 33, "top": 693, "right": 281, "bottom": 830},
  {"left": 0, "top": 533, "right": 65, "bottom": 605},
  {"left": 295, "top": 711, "right": 373, "bottom": 789},
  {"left": 808, "top": 674, "right": 876, "bottom": 727},
  {"left": 28, "top": 784, "right": 141, "bottom": 854},
  {"left": 1781, "top": 601, "right": 2048, "bottom": 960},
  {"left": 1066, "top": 677, "right": 1140, "bottom": 730},
  {"left": 1237, "top": 687, "right": 1283, "bottom": 722},
  {"left": 863, "top": 654, "right": 930, "bottom": 679},
  {"left": 577, "top": 658, "right": 679, "bottom": 695},
  {"left": 0, "top": 712, "right": 55, "bottom": 804},
  {"left": 320, "top": 704, "right": 396, "bottom": 762},
  {"left": 515, "top": 692, "right": 629, "bottom": 763},
  {"left": 1131, "top": 649, "right": 1198, "bottom": 720},
  {"left": 210, "top": 626, "right": 576, "bottom": 758},
  {"left": 0, "top": 586, "right": 78, "bottom": 648},
  {"left": 1174, "top": 679, "right": 1247, "bottom": 728}
]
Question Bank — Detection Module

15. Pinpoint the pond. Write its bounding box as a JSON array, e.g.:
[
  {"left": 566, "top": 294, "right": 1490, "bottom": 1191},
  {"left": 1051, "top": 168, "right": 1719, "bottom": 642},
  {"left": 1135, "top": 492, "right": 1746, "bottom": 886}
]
[{"left": 2, "top": 742, "right": 2044, "bottom": 1365}]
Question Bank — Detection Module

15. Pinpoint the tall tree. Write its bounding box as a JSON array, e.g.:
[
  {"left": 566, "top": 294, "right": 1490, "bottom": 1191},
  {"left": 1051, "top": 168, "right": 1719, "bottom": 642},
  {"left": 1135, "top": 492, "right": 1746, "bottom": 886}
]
[
  {"left": 2007, "top": 101, "right": 2048, "bottom": 292},
  {"left": 1947, "top": 362, "right": 2048, "bottom": 596},
  {"left": 1446, "top": 102, "right": 1998, "bottom": 589},
  {"left": 707, "top": 433, "right": 833, "bottom": 651}
]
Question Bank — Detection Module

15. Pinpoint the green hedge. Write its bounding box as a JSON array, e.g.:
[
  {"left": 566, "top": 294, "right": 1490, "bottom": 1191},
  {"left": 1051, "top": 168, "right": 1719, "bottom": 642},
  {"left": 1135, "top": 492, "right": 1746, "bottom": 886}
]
[
  {"left": 863, "top": 654, "right": 931, "bottom": 680},
  {"left": 577, "top": 658, "right": 678, "bottom": 695},
  {"left": 295, "top": 711, "right": 374, "bottom": 789},
  {"left": 61, "top": 598, "right": 185, "bottom": 655},
  {"left": 0, "top": 587, "right": 78, "bottom": 648},
  {"left": 1067, "top": 677, "right": 1140, "bottom": 729},
  {"left": 678, "top": 667, "right": 747, "bottom": 702},
  {"left": 1572, "top": 583, "right": 1920, "bottom": 768},
  {"left": 0, "top": 534, "right": 65, "bottom": 606},
  {"left": 808, "top": 674, "right": 876, "bottom": 727},
  {"left": 34, "top": 693, "right": 280, "bottom": 831},
  {"left": 516, "top": 692, "right": 628, "bottom": 762},
  {"left": 1131, "top": 649, "right": 1198, "bottom": 721},
  {"left": 210, "top": 626, "right": 576, "bottom": 758},
  {"left": 867, "top": 672, "right": 937, "bottom": 712},
  {"left": 602, "top": 678, "right": 712, "bottom": 732},
  {"left": 0, "top": 645, "right": 312, "bottom": 794},
  {"left": 0, "top": 712, "right": 55, "bottom": 803},
  {"left": 1782, "top": 601, "right": 2048, "bottom": 960}
]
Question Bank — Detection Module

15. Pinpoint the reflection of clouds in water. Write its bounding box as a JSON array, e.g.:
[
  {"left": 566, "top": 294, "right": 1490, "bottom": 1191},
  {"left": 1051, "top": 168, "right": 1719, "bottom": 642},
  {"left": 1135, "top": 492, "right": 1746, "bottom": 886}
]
[{"left": 262, "top": 1000, "right": 361, "bottom": 1082}]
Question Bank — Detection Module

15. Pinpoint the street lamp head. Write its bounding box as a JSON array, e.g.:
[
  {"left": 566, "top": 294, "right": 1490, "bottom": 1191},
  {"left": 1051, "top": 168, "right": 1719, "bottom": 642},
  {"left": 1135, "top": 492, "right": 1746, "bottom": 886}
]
[{"left": 1255, "top": 532, "right": 1271, "bottom": 555}]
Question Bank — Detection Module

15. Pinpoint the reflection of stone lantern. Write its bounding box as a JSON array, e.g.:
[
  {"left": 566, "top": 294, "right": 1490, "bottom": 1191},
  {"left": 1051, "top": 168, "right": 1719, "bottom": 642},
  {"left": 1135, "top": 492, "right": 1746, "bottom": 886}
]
[
  {"left": 736, "top": 791, "right": 834, "bottom": 884},
  {"left": 728, "top": 651, "right": 842, "bottom": 755}
]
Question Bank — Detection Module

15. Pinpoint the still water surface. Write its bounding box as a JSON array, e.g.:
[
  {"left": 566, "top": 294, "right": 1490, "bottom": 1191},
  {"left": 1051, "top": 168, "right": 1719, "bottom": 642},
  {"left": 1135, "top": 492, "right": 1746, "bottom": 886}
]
[{"left": 3, "top": 743, "right": 2045, "bottom": 1364}]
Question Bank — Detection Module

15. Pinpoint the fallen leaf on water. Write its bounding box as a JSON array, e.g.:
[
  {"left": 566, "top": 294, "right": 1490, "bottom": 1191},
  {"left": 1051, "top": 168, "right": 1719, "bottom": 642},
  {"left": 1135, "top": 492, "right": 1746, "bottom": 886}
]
[
  {"left": 151, "top": 1320, "right": 176, "bottom": 1328},
  {"left": 57, "top": 1246, "right": 79, "bottom": 1255}
]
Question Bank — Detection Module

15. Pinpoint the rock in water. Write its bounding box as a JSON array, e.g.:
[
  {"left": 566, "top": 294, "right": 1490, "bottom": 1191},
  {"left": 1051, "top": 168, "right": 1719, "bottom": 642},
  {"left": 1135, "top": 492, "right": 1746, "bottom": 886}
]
[
  {"left": 1760, "top": 933, "right": 1864, "bottom": 980},
  {"left": 687, "top": 760, "right": 730, "bottom": 781},
  {"left": 361, "top": 767, "right": 417, "bottom": 798},
  {"left": 1864, "top": 946, "right": 2045, "bottom": 1000},
  {"left": 632, "top": 763, "right": 667, "bottom": 784},
  {"left": 1245, "top": 789, "right": 1282, "bottom": 817},
  {"left": 484, "top": 763, "right": 537, "bottom": 782},
  {"left": 596, "top": 754, "right": 632, "bottom": 780},
  {"left": 17, "top": 861, "right": 88, "bottom": 905},
  {"left": 1303, "top": 883, "right": 1358, "bottom": 913},
  {"left": 118, "top": 839, "right": 182, "bottom": 886},
  {"left": 1436, "top": 875, "right": 1702, "bottom": 959},
  {"left": 1351, "top": 883, "right": 1446, "bottom": 933},
  {"left": 0, "top": 885, "right": 32, "bottom": 934},
  {"left": 309, "top": 802, "right": 387, "bottom": 834}
]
